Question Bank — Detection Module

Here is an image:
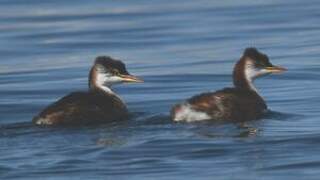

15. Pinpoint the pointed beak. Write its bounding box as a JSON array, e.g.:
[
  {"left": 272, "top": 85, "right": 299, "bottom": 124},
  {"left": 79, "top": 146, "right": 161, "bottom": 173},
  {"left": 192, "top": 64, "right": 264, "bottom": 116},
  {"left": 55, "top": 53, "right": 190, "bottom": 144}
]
[
  {"left": 265, "top": 65, "right": 287, "bottom": 74},
  {"left": 120, "top": 74, "right": 144, "bottom": 83}
]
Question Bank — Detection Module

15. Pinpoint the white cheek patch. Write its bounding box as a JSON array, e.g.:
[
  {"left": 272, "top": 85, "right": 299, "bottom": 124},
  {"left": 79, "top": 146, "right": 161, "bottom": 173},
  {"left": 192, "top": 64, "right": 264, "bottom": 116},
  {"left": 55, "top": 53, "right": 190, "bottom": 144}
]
[
  {"left": 244, "top": 60, "right": 270, "bottom": 92},
  {"left": 257, "top": 69, "right": 270, "bottom": 76},
  {"left": 173, "top": 103, "right": 211, "bottom": 122},
  {"left": 95, "top": 72, "right": 123, "bottom": 94},
  {"left": 245, "top": 60, "right": 271, "bottom": 80},
  {"left": 244, "top": 61, "right": 259, "bottom": 80},
  {"left": 104, "top": 74, "right": 123, "bottom": 85},
  {"left": 96, "top": 73, "right": 122, "bottom": 86},
  {"left": 95, "top": 65, "right": 123, "bottom": 85}
]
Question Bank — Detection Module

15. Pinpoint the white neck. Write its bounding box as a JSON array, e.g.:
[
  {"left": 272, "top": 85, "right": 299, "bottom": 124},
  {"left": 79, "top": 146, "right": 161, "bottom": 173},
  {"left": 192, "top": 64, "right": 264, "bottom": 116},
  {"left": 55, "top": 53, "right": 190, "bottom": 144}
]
[
  {"left": 89, "top": 66, "right": 125, "bottom": 105},
  {"left": 95, "top": 72, "right": 115, "bottom": 94},
  {"left": 244, "top": 61, "right": 259, "bottom": 93},
  {"left": 93, "top": 70, "right": 125, "bottom": 105}
]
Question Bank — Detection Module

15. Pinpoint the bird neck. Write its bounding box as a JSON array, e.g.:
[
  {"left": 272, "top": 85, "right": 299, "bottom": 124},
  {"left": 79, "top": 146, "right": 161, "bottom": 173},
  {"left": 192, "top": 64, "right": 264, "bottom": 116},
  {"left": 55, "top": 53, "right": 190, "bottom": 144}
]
[
  {"left": 88, "top": 67, "right": 115, "bottom": 95},
  {"left": 233, "top": 58, "right": 258, "bottom": 93}
]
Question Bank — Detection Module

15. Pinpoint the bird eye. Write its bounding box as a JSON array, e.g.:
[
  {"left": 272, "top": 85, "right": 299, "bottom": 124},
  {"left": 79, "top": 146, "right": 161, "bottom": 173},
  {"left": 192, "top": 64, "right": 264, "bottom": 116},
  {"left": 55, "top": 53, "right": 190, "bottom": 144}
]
[
  {"left": 113, "top": 69, "right": 120, "bottom": 75},
  {"left": 256, "top": 60, "right": 266, "bottom": 68}
]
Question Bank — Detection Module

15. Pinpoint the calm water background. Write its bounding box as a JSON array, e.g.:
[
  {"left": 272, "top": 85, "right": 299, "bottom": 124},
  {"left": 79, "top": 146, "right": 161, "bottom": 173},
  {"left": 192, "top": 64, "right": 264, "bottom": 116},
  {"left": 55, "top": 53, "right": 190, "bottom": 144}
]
[{"left": 1, "top": 0, "right": 320, "bottom": 179}]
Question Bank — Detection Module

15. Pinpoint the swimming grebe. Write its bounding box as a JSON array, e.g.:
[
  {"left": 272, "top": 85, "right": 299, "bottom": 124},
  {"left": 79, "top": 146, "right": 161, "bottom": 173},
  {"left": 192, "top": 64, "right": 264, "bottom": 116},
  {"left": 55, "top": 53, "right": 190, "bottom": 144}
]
[
  {"left": 171, "top": 48, "right": 286, "bottom": 122},
  {"left": 33, "top": 56, "right": 143, "bottom": 126}
]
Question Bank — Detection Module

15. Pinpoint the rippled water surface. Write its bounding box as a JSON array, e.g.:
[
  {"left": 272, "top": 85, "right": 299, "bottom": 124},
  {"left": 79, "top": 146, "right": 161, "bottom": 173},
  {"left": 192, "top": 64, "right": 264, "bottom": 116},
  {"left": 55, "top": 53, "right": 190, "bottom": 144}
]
[{"left": 1, "top": 0, "right": 320, "bottom": 179}]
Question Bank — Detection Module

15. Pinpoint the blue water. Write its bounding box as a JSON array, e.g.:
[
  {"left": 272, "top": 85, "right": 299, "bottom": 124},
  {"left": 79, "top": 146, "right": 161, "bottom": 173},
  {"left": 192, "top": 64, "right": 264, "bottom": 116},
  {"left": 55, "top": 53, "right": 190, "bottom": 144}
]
[{"left": 1, "top": 0, "right": 320, "bottom": 179}]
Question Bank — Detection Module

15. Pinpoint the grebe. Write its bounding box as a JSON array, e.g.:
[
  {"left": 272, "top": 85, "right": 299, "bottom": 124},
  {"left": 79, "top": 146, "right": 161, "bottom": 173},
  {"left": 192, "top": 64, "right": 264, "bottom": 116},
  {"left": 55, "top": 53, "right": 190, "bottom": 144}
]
[
  {"left": 33, "top": 56, "right": 143, "bottom": 126},
  {"left": 171, "top": 48, "right": 286, "bottom": 122}
]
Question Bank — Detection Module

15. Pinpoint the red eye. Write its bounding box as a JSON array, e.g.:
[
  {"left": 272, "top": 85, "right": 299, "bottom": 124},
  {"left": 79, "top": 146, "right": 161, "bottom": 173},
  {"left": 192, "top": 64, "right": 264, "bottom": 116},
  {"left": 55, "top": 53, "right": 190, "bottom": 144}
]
[{"left": 113, "top": 69, "right": 120, "bottom": 75}]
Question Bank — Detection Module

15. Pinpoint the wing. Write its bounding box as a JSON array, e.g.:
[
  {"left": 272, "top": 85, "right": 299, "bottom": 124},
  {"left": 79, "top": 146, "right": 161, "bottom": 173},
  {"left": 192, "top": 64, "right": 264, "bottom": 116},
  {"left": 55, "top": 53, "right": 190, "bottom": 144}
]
[
  {"left": 187, "top": 88, "right": 266, "bottom": 121},
  {"left": 34, "top": 91, "right": 128, "bottom": 125},
  {"left": 37, "top": 92, "right": 90, "bottom": 116}
]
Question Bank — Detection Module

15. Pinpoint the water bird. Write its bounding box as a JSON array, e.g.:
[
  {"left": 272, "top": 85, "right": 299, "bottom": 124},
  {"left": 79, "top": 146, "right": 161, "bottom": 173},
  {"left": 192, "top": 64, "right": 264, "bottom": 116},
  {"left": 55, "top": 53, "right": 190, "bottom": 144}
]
[
  {"left": 33, "top": 56, "right": 143, "bottom": 126},
  {"left": 171, "top": 47, "right": 286, "bottom": 122}
]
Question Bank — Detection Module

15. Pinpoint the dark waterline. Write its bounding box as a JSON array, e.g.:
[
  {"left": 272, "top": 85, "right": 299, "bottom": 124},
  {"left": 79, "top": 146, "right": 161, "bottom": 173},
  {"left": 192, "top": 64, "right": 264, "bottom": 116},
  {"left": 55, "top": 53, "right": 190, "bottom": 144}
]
[{"left": 1, "top": 0, "right": 320, "bottom": 179}]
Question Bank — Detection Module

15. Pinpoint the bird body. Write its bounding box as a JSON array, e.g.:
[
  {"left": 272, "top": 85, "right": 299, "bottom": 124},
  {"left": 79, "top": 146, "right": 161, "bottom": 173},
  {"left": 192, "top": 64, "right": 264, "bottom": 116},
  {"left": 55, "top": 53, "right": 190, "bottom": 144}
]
[
  {"left": 171, "top": 48, "right": 286, "bottom": 122},
  {"left": 172, "top": 88, "right": 266, "bottom": 122},
  {"left": 33, "top": 90, "right": 128, "bottom": 125}
]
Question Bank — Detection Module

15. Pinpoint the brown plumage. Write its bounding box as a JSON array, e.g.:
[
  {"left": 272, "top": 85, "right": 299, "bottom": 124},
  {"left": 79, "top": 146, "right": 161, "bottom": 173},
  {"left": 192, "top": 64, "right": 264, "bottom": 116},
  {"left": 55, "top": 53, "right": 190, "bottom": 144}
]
[
  {"left": 171, "top": 47, "right": 286, "bottom": 122},
  {"left": 33, "top": 56, "right": 143, "bottom": 126},
  {"left": 32, "top": 90, "right": 128, "bottom": 125},
  {"left": 172, "top": 88, "right": 266, "bottom": 122}
]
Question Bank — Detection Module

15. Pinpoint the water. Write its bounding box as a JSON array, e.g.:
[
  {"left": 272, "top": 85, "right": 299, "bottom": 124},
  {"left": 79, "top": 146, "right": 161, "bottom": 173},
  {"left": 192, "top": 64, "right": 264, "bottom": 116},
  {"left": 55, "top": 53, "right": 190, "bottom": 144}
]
[{"left": 1, "top": 0, "right": 320, "bottom": 179}]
